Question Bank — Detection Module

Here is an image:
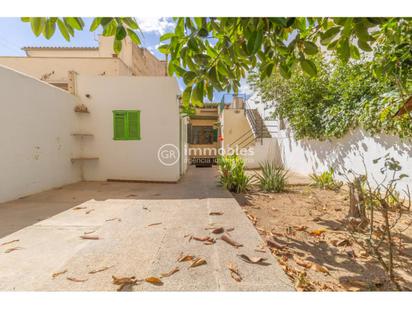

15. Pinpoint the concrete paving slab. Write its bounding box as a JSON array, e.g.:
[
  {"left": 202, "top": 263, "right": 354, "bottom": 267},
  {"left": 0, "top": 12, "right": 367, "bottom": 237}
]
[{"left": 0, "top": 167, "right": 293, "bottom": 291}]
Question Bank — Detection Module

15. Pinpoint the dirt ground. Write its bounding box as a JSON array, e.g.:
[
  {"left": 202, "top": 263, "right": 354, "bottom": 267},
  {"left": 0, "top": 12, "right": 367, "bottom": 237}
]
[{"left": 233, "top": 185, "right": 412, "bottom": 291}]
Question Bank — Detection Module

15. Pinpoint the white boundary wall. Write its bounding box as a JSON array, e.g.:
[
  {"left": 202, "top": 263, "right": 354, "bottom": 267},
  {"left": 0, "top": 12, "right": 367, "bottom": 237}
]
[
  {"left": 273, "top": 128, "right": 412, "bottom": 193},
  {"left": 0, "top": 65, "right": 81, "bottom": 203}
]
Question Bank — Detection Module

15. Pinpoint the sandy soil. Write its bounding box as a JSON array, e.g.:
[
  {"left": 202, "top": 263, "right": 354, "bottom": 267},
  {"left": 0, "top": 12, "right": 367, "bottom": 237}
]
[{"left": 233, "top": 185, "right": 412, "bottom": 291}]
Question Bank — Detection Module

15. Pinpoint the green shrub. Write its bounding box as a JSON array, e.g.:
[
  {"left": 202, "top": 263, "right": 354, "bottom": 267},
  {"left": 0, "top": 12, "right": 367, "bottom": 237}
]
[
  {"left": 217, "top": 154, "right": 253, "bottom": 193},
  {"left": 255, "top": 161, "right": 288, "bottom": 193},
  {"left": 310, "top": 168, "right": 343, "bottom": 190}
]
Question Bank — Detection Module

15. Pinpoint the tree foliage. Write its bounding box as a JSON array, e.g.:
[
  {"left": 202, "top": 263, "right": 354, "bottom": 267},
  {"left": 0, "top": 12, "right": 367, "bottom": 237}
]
[
  {"left": 21, "top": 17, "right": 411, "bottom": 109},
  {"left": 21, "top": 17, "right": 141, "bottom": 54},
  {"left": 249, "top": 55, "right": 412, "bottom": 140}
]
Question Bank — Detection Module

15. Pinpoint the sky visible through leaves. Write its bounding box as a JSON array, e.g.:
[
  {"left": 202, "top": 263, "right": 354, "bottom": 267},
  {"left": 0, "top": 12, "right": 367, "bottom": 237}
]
[{"left": 0, "top": 17, "right": 250, "bottom": 102}]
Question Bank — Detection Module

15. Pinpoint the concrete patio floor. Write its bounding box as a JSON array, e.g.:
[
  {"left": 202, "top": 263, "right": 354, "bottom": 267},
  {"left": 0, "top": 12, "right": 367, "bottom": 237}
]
[{"left": 0, "top": 167, "right": 293, "bottom": 291}]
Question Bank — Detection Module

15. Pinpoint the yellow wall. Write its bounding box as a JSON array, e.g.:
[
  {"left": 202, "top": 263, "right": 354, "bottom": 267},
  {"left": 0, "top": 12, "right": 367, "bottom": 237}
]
[{"left": 222, "top": 109, "right": 252, "bottom": 148}]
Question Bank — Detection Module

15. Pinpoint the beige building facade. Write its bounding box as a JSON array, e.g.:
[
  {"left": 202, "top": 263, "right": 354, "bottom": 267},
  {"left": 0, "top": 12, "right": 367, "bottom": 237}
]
[{"left": 0, "top": 36, "right": 166, "bottom": 91}]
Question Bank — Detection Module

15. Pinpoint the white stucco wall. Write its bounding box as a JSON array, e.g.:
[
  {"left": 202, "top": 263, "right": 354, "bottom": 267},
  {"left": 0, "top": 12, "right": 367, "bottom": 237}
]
[
  {"left": 0, "top": 65, "right": 81, "bottom": 203},
  {"left": 74, "top": 75, "right": 182, "bottom": 182},
  {"left": 273, "top": 128, "right": 412, "bottom": 193}
]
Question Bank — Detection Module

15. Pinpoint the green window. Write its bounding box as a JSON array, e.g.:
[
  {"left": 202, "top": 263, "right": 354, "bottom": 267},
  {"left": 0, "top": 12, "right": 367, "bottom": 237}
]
[{"left": 113, "top": 110, "right": 141, "bottom": 140}]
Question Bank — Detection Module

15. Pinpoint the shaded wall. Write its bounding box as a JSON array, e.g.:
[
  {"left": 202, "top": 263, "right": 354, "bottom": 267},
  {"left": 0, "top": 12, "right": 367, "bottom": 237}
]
[
  {"left": 273, "top": 128, "right": 412, "bottom": 192},
  {"left": 0, "top": 65, "right": 81, "bottom": 203}
]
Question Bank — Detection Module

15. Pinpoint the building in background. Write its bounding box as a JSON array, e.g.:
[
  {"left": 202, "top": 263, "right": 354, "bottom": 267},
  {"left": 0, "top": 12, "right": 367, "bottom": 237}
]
[{"left": 0, "top": 36, "right": 166, "bottom": 91}]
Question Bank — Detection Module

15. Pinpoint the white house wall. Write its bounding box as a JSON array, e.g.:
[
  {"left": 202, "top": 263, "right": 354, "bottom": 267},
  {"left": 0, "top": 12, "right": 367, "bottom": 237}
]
[
  {"left": 74, "top": 75, "right": 182, "bottom": 182},
  {"left": 273, "top": 128, "right": 412, "bottom": 193},
  {"left": 0, "top": 65, "right": 82, "bottom": 203}
]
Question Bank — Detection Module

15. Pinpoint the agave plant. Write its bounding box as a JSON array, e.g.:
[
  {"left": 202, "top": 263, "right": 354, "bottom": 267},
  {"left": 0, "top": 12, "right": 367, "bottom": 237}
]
[
  {"left": 255, "top": 161, "right": 288, "bottom": 193},
  {"left": 310, "top": 167, "right": 343, "bottom": 190},
  {"left": 217, "top": 154, "right": 253, "bottom": 193}
]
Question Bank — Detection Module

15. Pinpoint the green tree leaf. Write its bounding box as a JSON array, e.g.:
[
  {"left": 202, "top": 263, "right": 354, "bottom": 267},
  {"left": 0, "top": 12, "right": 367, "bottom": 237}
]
[
  {"left": 89, "top": 18, "right": 102, "bottom": 31},
  {"left": 30, "top": 18, "right": 44, "bottom": 37},
  {"left": 127, "top": 29, "right": 141, "bottom": 45},
  {"left": 113, "top": 39, "right": 122, "bottom": 54},
  {"left": 57, "top": 19, "right": 70, "bottom": 41},
  {"left": 299, "top": 58, "right": 317, "bottom": 77},
  {"left": 303, "top": 41, "right": 319, "bottom": 55},
  {"left": 320, "top": 27, "right": 341, "bottom": 45},
  {"left": 43, "top": 19, "right": 56, "bottom": 39}
]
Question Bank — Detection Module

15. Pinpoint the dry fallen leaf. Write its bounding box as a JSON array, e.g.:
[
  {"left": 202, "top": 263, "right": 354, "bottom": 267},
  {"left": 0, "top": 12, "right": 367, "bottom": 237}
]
[
  {"left": 4, "top": 247, "right": 23, "bottom": 253},
  {"left": 211, "top": 227, "right": 224, "bottom": 234},
  {"left": 226, "top": 227, "right": 235, "bottom": 232},
  {"left": 189, "top": 257, "right": 207, "bottom": 268},
  {"left": 177, "top": 253, "right": 194, "bottom": 262},
  {"left": 309, "top": 229, "right": 326, "bottom": 236},
  {"left": 293, "top": 256, "right": 313, "bottom": 269},
  {"left": 145, "top": 277, "right": 163, "bottom": 285},
  {"left": 73, "top": 206, "right": 86, "bottom": 210},
  {"left": 147, "top": 222, "right": 162, "bottom": 227},
  {"left": 89, "top": 266, "right": 113, "bottom": 274},
  {"left": 80, "top": 235, "right": 100, "bottom": 240},
  {"left": 1, "top": 239, "right": 19, "bottom": 246},
  {"left": 237, "top": 254, "right": 269, "bottom": 265},
  {"left": 85, "top": 209, "right": 95, "bottom": 214},
  {"left": 160, "top": 267, "right": 179, "bottom": 278},
  {"left": 227, "top": 262, "right": 242, "bottom": 282},
  {"left": 209, "top": 211, "right": 224, "bottom": 216},
  {"left": 266, "top": 239, "right": 286, "bottom": 250},
  {"left": 52, "top": 269, "right": 67, "bottom": 279},
  {"left": 67, "top": 277, "right": 88, "bottom": 283},
  {"left": 221, "top": 234, "right": 243, "bottom": 248},
  {"left": 312, "top": 263, "right": 330, "bottom": 275},
  {"left": 112, "top": 275, "right": 140, "bottom": 291}
]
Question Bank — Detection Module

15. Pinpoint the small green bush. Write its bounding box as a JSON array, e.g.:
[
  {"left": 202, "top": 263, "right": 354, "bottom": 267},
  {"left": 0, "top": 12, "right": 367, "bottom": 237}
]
[
  {"left": 255, "top": 161, "right": 288, "bottom": 193},
  {"left": 310, "top": 168, "right": 343, "bottom": 190},
  {"left": 217, "top": 154, "right": 253, "bottom": 193}
]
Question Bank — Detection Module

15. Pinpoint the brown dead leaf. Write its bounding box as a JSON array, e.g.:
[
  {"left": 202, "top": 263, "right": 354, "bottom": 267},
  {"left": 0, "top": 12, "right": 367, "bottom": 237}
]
[
  {"left": 1, "top": 239, "right": 19, "bottom": 246},
  {"left": 160, "top": 267, "right": 179, "bottom": 278},
  {"left": 52, "top": 269, "right": 67, "bottom": 279},
  {"left": 85, "top": 209, "right": 95, "bottom": 214},
  {"left": 73, "top": 206, "right": 86, "bottom": 210},
  {"left": 226, "top": 227, "right": 235, "bottom": 232},
  {"left": 266, "top": 239, "right": 286, "bottom": 250},
  {"left": 293, "top": 256, "right": 313, "bottom": 269},
  {"left": 309, "top": 228, "right": 326, "bottom": 236},
  {"left": 220, "top": 234, "right": 243, "bottom": 248},
  {"left": 67, "top": 277, "right": 88, "bottom": 283},
  {"left": 112, "top": 275, "right": 141, "bottom": 291},
  {"left": 312, "top": 263, "right": 330, "bottom": 275},
  {"left": 147, "top": 222, "right": 162, "bottom": 227},
  {"left": 89, "top": 266, "right": 113, "bottom": 274},
  {"left": 209, "top": 211, "right": 224, "bottom": 216},
  {"left": 237, "top": 254, "right": 269, "bottom": 265},
  {"left": 4, "top": 247, "right": 23, "bottom": 253},
  {"left": 189, "top": 257, "right": 207, "bottom": 268},
  {"left": 177, "top": 253, "right": 194, "bottom": 262},
  {"left": 211, "top": 227, "right": 224, "bottom": 234},
  {"left": 80, "top": 235, "right": 100, "bottom": 240},
  {"left": 145, "top": 277, "right": 163, "bottom": 285},
  {"left": 227, "top": 262, "right": 242, "bottom": 282}
]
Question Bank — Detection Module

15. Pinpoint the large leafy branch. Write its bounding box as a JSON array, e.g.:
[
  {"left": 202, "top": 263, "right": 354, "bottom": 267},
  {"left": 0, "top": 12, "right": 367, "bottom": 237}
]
[{"left": 21, "top": 17, "right": 410, "bottom": 108}]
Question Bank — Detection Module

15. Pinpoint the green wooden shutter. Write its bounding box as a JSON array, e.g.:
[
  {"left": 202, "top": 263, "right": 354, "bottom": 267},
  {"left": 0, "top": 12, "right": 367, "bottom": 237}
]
[
  {"left": 213, "top": 128, "right": 218, "bottom": 142},
  {"left": 113, "top": 111, "right": 126, "bottom": 140},
  {"left": 127, "top": 111, "right": 141, "bottom": 140}
]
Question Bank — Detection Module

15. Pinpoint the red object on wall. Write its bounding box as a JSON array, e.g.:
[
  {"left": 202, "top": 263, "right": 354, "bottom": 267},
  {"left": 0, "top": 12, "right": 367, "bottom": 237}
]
[{"left": 218, "top": 135, "right": 224, "bottom": 141}]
